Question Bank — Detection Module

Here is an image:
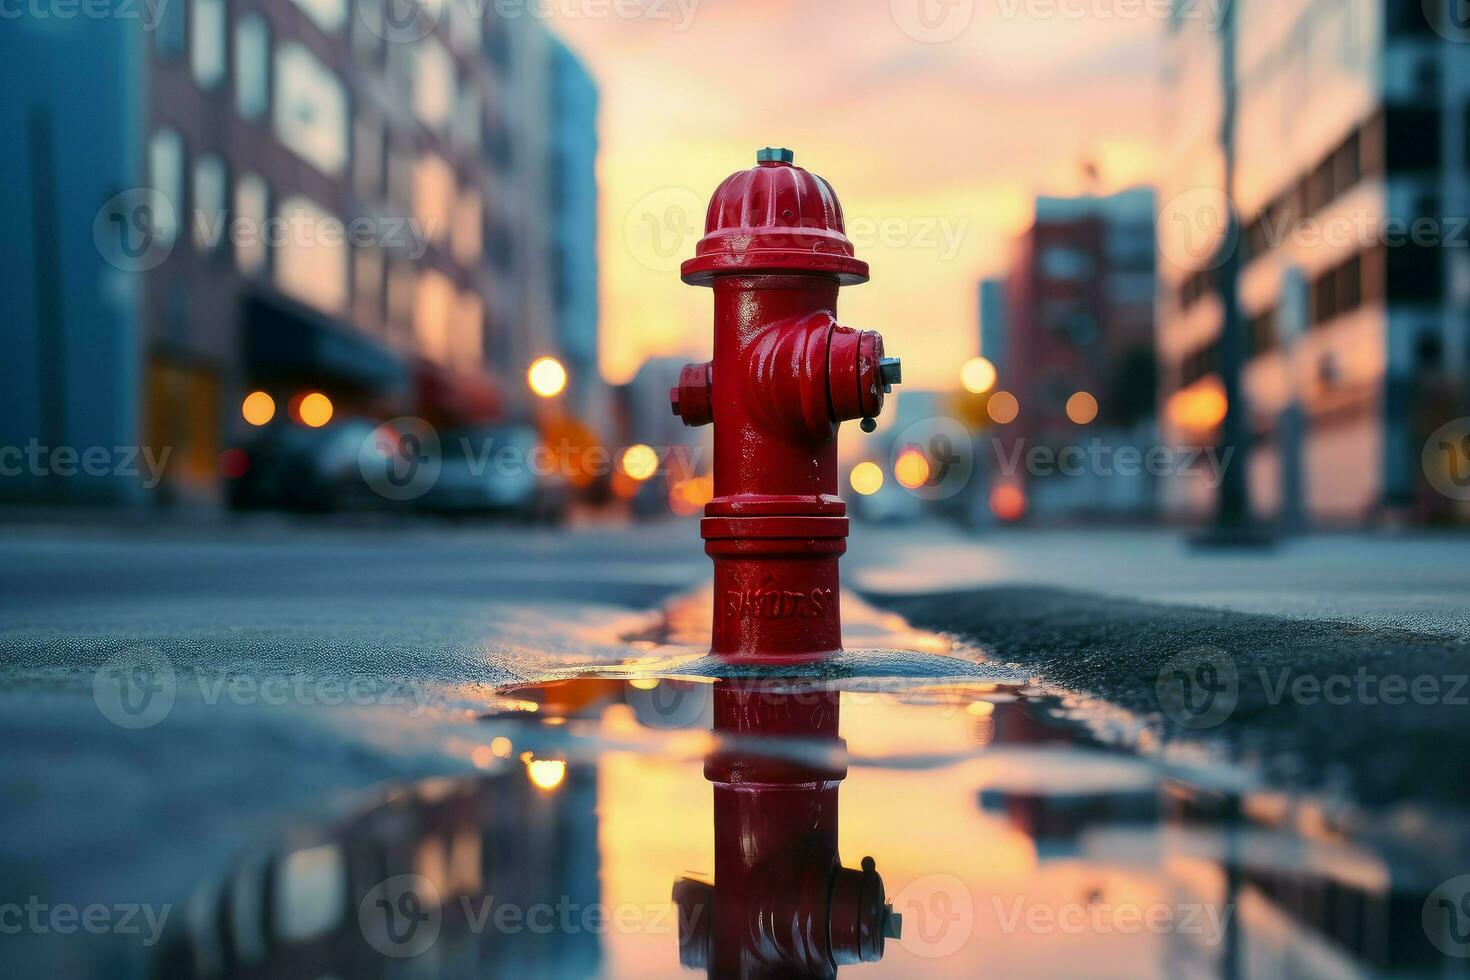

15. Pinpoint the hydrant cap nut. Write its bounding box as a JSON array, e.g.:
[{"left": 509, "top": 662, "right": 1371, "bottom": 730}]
[{"left": 681, "top": 150, "right": 870, "bottom": 286}]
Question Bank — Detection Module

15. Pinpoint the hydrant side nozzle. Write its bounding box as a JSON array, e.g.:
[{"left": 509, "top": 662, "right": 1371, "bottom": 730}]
[{"left": 672, "top": 360, "right": 714, "bottom": 427}]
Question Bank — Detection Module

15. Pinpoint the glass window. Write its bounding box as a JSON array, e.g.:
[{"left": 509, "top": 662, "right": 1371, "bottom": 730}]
[
  {"left": 454, "top": 290, "right": 484, "bottom": 368},
  {"left": 414, "top": 268, "right": 456, "bottom": 365},
  {"left": 413, "top": 38, "right": 455, "bottom": 131},
  {"left": 235, "top": 14, "right": 270, "bottom": 120},
  {"left": 191, "top": 0, "right": 228, "bottom": 89},
  {"left": 412, "top": 153, "right": 455, "bottom": 247},
  {"left": 192, "top": 155, "right": 228, "bottom": 251},
  {"left": 234, "top": 174, "right": 269, "bottom": 275},
  {"left": 353, "top": 113, "right": 383, "bottom": 199},
  {"left": 450, "top": 0, "right": 479, "bottom": 53},
  {"left": 353, "top": 245, "right": 384, "bottom": 329},
  {"left": 274, "top": 42, "right": 349, "bottom": 177},
  {"left": 155, "top": 0, "right": 185, "bottom": 58},
  {"left": 452, "top": 85, "right": 480, "bottom": 153},
  {"left": 452, "top": 188, "right": 481, "bottom": 265},
  {"left": 274, "top": 195, "right": 348, "bottom": 314},
  {"left": 289, "top": 0, "right": 346, "bottom": 34},
  {"left": 148, "top": 129, "right": 184, "bottom": 247}
]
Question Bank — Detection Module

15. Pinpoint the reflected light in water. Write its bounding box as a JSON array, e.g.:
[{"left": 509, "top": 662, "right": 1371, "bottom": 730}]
[{"left": 526, "top": 757, "right": 568, "bottom": 791}]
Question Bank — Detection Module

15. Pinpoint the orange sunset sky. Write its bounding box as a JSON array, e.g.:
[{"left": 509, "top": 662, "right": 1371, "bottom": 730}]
[{"left": 546, "top": 0, "right": 1165, "bottom": 390}]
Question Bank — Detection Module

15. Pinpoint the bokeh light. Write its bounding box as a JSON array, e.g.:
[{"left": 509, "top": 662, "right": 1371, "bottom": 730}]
[
  {"left": 987, "top": 391, "right": 1020, "bottom": 425},
  {"left": 298, "top": 392, "right": 333, "bottom": 428},
  {"left": 849, "top": 461, "right": 885, "bottom": 496},
  {"left": 990, "top": 485, "right": 1027, "bottom": 522},
  {"left": 894, "top": 449, "right": 931, "bottom": 490},
  {"left": 526, "top": 757, "right": 567, "bottom": 791},
  {"left": 218, "top": 448, "right": 249, "bottom": 479},
  {"left": 241, "top": 391, "right": 275, "bottom": 426},
  {"left": 528, "top": 357, "right": 568, "bottom": 398},
  {"left": 1067, "top": 391, "right": 1099, "bottom": 425},
  {"left": 620, "top": 444, "right": 658, "bottom": 481},
  {"left": 960, "top": 357, "right": 998, "bottom": 395},
  {"left": 1167, "top": 383, "right": 1228, "bottom": 430}
]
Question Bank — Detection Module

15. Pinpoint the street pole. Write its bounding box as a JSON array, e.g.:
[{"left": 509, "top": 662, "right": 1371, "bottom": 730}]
[{"left": 1199, "top": 0, "right": 1271, "bottom": 547}]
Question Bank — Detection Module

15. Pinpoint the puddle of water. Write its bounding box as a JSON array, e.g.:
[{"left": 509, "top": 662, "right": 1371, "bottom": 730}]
[{"left": 155, "top": 598, "right": 1470, "bottom": 979}]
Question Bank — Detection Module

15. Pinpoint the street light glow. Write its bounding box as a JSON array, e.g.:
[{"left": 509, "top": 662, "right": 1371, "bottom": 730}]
[
  {"left": 526, "top": 757, "right": 567, "bottom": 791},
  {"left": 621, "top": 444, "right": 659, "bottom": 481},
  {"left": 241, "top": 391, "right": 275, "bottom": 426},
  {"left": 987, "top": 391, "right": 1019, "bottom": 425},
  {"left": 528, "top": 357, "right": 568, "bottom": 398},
  {"left": 850, "top": 461, "right": 885, "bottom": 496},
  {"left": 894, "top": 449, "right": 930, "bottom": 490},
  {"left": 960, "top": 357, "right": 997, "bottom": 394},
  {"left": 298, "top": 392, "right": 333, "bottom": 428},
  {"left": 1067, "top": 391, "right": 1099, "bottom": 425}
]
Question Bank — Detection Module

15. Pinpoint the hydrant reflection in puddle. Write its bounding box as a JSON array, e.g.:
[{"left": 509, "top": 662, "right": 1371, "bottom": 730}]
[
  {"left": 673, "top": 682, "right": 900, "bottom": 977},
  {"left": 672, "top": 148, "right": 901, "bottom": 664}
]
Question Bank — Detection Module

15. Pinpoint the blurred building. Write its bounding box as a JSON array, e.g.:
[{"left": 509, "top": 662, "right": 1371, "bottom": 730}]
[
  {"left": 548, "top": 37, "right": 604, "bottom": 427},
  {"left": 1158, "top": 0, "right": 1468, "bottom": 525},
  {"left": 979, "top": 277, "right": 1008, "bottom": 372},
  {"left": 993, "top": 188, "right": 1159, "bottom": 519},
  {"left": 0, "top": 2, "right": 598, "bottom": 507}
]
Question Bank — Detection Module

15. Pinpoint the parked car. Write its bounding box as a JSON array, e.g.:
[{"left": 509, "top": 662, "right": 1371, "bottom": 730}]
[
  {"left": 228, "top": 419, "right": 387, "bottom": 513},
  {"left": 419, "top": 425, "right": 569, "bottom": 522}
]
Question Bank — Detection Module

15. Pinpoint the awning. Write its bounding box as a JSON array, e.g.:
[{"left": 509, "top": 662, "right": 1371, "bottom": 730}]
[
  {"left": 243, "top": 290, "right": 408, "bottom": 395},
  {"left": 413, "top": 358, "right": 504, "bottom": 427}
]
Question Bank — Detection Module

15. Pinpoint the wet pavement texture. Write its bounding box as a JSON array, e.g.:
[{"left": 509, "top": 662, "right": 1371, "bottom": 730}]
[{"left": 1, "top": 521, "right": 1469, "bottom": 977}]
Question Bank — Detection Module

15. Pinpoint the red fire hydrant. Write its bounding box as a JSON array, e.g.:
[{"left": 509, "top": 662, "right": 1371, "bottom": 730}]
[
  {"left": 671, "top": 147, "right": 901, "bottom": 664},
  {"left": 673, "top": 682, "right": 900, "bottom": 976}
]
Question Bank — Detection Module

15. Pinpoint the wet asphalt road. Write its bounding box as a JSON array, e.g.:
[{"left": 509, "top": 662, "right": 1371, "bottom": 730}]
[{"left": 2, "top": 517, "right": 1468, "bottom": 976}]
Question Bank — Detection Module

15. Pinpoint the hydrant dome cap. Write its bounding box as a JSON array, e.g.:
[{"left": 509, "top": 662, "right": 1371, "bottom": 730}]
[{"left": 681, "top": 154, "right": 869, "bottom": 286}]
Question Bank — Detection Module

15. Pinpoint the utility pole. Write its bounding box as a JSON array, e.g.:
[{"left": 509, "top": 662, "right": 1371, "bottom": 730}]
[{"left": 1198, "top": 0, "right": 1270, "bottom": 547}]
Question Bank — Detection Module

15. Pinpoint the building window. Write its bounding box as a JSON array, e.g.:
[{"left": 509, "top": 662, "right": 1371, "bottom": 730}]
[
  {"left": 155, "top": 0, "right": 185, "bottom": 58},
  {"left": 148, "top": 129, "right": 185, "bottom": 247},
  {"left": 414, "top": 268, "right": 457, "bottom": 366},
  {"left": 412, "top": 153, "right": 456, "bottom": 248},
  {"left": 353, "top": 244, "right": 384, "bottom": 329},
  {"left": 455, "top": 290, "right": 484, "bottom": 368},
  {"left": 413, "top": 38, "right": 455, "bottom": 132},
  {"left": 234, "top": 173, "right": 269, "bottom": 275},
  {"left": 452, "top": 188, "right": 481, "bottom": 264},
  {"left": 274, "top": 195, "right": 349, "bottom": 314},
  {"left": 191, "top": 0, "right": 228, "bottom": 90},
  {"left": 192, "top": 155, "right": 228, "bottom": 251},
  {"left": 1039, "top": 246, "right": 1093, "bottom": 281},
  {"left": 453, "top": 86, "right": 481, "bottom": 153},
  {"left": 274, "top": 42, "right": 349, "bottom": 177},
  {"left": 353, "top": 113, "right": 384, "bottom": 199},
  {"left": 234, "top": 14, "right": 270, "bottom": 121},
  {"left": 289, "top": 0, "right": 347, "bottom": 34}
]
